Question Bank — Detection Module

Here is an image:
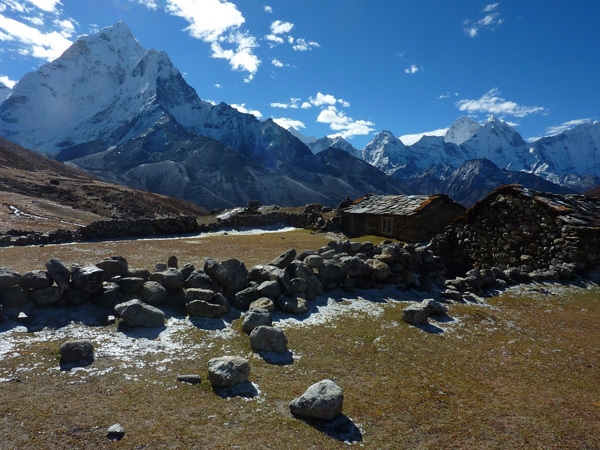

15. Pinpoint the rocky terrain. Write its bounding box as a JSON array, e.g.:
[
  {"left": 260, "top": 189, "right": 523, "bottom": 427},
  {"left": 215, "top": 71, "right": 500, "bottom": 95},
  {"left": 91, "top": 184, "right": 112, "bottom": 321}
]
[{"left": 0, "top": 137, "right": 207, "bottom": 234}]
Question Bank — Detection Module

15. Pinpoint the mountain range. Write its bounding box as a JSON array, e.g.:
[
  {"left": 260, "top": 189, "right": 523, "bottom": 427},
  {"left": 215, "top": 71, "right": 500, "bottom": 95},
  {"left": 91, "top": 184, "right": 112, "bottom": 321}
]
[{"left": 0, "top": 22, "right": 598, "bottom": 210}]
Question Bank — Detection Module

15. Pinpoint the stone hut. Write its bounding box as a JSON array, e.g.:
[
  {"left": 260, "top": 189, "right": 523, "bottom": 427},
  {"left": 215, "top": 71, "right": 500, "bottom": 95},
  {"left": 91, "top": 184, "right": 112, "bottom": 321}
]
[
  {"left": 443, "top": 184, "right": 600, "bottom": 275},
  {"left": 339, "top": 194, "right": 465, "bottom": 242}
]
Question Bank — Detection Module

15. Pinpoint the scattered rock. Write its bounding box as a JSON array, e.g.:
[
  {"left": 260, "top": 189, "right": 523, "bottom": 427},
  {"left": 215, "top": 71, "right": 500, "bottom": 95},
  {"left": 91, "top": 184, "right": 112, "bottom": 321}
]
[
  {"left": 249, "top": 326, "right": 288, "bottom": 354},
  {"left": 114, "top": 299, "right": 165, "bottom": 328},
  {"left": 289, "top": 379, "right": 344, "bottom": 420},
  {"left": 207, "top": 356, "right": 250, "bottom": 387},
  {"left": 177, "top": 374, "right": 202, "bottom": 384},
  {"left": 60, "top": 339, "right": 94, "bottom": 362},
  {"left": 241, "top": 308, "right": 272, "bottom": 334},
  {"left": 268, "top": 248, "right": 297, "bottom": 269},
  {"left": 249, "top": 297, "right": 275, "bottom": 311},
  {"left": 401, "top": 304, "right": 429, "bottom": 325},
  {"left": 107, "top": 423, "right": 124, "bottom": 441},
  {"left": 45, "top": 258, "right": 71, "bottom": 291}
]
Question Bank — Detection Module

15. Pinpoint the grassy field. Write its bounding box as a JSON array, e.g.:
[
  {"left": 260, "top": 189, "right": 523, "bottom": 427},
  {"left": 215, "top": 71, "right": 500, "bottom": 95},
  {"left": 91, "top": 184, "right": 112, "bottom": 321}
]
[{"left": 1, "top": 229, "right": 599, "bottom": 449}]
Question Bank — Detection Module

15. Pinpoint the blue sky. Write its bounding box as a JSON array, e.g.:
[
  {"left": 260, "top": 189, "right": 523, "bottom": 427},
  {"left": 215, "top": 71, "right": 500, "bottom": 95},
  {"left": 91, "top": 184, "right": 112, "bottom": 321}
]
[{"left": 0, "top": 0, "right": 598, "bottom": 149}]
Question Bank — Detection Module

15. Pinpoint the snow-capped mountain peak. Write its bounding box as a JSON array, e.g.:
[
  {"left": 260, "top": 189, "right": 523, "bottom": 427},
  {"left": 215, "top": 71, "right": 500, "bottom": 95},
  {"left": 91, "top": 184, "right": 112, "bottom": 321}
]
[{"left": 444, "top": 115, "right": 482, "bottom": 145}]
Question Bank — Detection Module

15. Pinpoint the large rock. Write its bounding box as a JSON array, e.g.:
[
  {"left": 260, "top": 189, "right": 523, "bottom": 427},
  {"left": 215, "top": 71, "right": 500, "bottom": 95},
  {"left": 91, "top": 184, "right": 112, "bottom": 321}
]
[
  {"left": 366, "top": 259, "right": 392, "bottom": 281},
  {"left": 204, "top": 257, "right": 248, "bottom": 292},
  {"left": 207, "top": 356, "right": 250, "bottom": 387},
  {"left": 96, "top": 257, "right": 128, "bottom": 279},
  {"left": 117, "top": 277, "right": 145, "bottom": 294},
  {"left": 46, "top": 258, "right": 71, "bottom": 290},
  {"left": 71, "top": 265, "right": 105, "bottom": 294},
  {"left": 30, "top": 286, "right": 63, "bottom": 306},
  {"left": 150, "top": 268, "right": 184, "bottom": 290},
  {"left": 0, "top": 268, "right": 22, "bottom": 290},
  {"left": 268, "top": 248, "right": 297, "bottom": 269},
  {"left": 20, "top": 270, "right": 53, "bottom": 289},
  {"left": 276, "top": 295, "right": 308, "bottom": 315},
  {"left": 401, "top": 304, "right": 429, "bottom": 325},
  {"left": 249, "top": 326, "right": 288, "bottom": 354},
  {"left": 94, "top": 282, "right": 119, "bottom": 308},
  {"left": 186, "top": 300, "right": 222, "bottom": 318},
  {"left": 184, "top": 270, "right": 221, "bottom": 291},
  {"left": 115, "top": 299, "right": 165, "bottom": 328},
  {"left": 60, "top": 339, "right": 94, "bottom": 362},
  {"left": 241, "top": 308, "right": 272, "bottom": 334},
  {"left": 318, "top": 260, "right": 346, "bottom": 289},
  {"left": 287, "top": 261, "right": 322, "bottom": 300},
  {"left": 289, "top": 379, "right": 344, "bottom": 420},
  {"left": 141, "top": 281, "right": 167, "bottom": 304},
  {"left": 232, "top": 285, "right": 261, "bottom": 310},
  {"left": 257, "top": 280, "right": 281, "bottom": 298},
  {"left": 340, "top": 256, "right": 370, "bottom": 278}
]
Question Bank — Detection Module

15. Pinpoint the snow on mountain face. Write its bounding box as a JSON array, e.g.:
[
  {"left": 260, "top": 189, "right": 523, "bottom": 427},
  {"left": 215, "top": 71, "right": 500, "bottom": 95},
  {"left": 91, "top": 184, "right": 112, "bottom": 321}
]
[
  {"left": 0, "top": 83, "right": 10, "bottom": 103},
  {"left": 0, "top": 21, "right": 211, "bottom": 152},
  {"left": 531, "top": 121, "right": 600, "bottom": 180},
  {"left": 361, "top": 130, "right": 410, "bottom": 174},
  {"left": 444, "top": 116, "right": 482, "bottom": 145},
  {"left": 308, "top": 135, "right": 361, "bottom": 158}
]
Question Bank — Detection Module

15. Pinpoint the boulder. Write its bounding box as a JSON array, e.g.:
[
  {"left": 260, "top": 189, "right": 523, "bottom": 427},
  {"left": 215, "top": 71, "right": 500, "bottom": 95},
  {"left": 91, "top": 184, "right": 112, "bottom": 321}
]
[
  {"left": 340, "top": 256, "right": 370, "bottom": 278},
  {"left": 318, "top": 260, "right": 346, "bottom": 289},
  {"left": 0, "top": 267, "right": 22, "bottom": 290},
  {"left": 20, "top": 270, "right": 53, "bottom": 289},
  {"left": 150, "top": 268, "right": 184, "bottom": 290},
  {"left": 30, "top": 286, "right": 62, "bottom": 307},
  {"left": 232, "top": 285, "right": 261, "bottom": 310},
  {"left": 241, "top": 308, "right": 272, "bottom": 334},
  {"left": 423, "top": 298, "right": 448, "bottom": 316},
  {"left": 94, "top": 282, "right": 119, "bottom": 308},
  {"left": 184, "top": 270, "right": 220, "bottom": 291},
  {"left": 117, "top": 277, "right": 145, "bottom": 294},
  {"left": 167, "top": 255, "right": 178, "bottom": 268},
  {"left": 289, "top": 379, "right": 344, "bottom": 420},
  {"left": 141, "top": 281, "right": 168, "bottom": 304},
  {"left": 45, "top": 258, "right": 71, "bottom": 291},
  {"left": 60, "top": 339, "right": 94, "bottom": 362},
  {"left": 401, "top": 304, "right": 429, "bottom": 325},
  {"left": 207, "top": 356, "right": 250, "bottom": 387},
  {"left": 288, "top": 277, "right": 307, "bottom": 294},
  {"left": 71, "top": 265, "right": 105, "bottom": 294},
  {"left": 96, "top": 257, "right": 128, "bottom": 279},
  {"left": 249, "top": 297, "right": 275, "bottom": 311},
  {"left": 204, "top": 257, "right": 248, "bottom": 292},
  {"left": 304, "top": 254, "right": 324, "bottom": 269},
  {"left": 366, "top": 259, "right": 392, "bottom": 281},
  {"left": 268, "top": 248, "right": 297, "bottom": 269},
  {"left": 115, "top": 299, "right": 165, "bottom": 328},
  {"left": 186, "top": 300, "right": 222, "bottom": 318},
  {"left": 249, "top": 326, "right": 288, "bottom": 354},
  {"left": 276, "top": 295, "right": 308, "bottom": 315},
  {"left": 257, "top": 280, "right": 281, "bottom": 298}
]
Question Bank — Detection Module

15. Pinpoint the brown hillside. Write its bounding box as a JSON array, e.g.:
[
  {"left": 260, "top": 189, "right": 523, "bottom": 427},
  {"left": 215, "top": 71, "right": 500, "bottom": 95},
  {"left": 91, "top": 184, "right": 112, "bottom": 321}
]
[{"left": 0, "top": 137, "right": 207, "bottom": 233}]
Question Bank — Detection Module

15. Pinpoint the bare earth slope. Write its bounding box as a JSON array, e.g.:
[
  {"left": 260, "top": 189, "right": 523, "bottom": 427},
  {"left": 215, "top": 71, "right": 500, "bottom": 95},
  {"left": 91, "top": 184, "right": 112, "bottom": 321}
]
[{"left": 0, "top": 137, "right": 207, "bottom": 233}]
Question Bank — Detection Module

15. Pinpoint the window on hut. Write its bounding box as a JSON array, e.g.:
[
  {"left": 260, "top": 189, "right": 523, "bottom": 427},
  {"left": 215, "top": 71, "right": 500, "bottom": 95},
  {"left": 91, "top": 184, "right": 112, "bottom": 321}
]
[{"left": 381, "top": 217, "right": 393, "bottom": 234}]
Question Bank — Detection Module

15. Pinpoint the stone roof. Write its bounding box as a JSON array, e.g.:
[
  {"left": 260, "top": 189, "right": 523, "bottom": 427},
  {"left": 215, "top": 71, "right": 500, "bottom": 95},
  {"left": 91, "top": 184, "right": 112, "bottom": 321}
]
[
  {"left": 341, "top": 195, "right": 435, "bottom": 216},
  {"left": 463, "top": 184, "right": 600, "bottom": 228}
]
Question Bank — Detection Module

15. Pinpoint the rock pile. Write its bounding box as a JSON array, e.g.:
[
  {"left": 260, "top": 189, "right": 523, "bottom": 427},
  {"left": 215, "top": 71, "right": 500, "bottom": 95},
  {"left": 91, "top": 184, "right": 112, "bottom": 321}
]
[{"left": 0, "top": 239, "right": 449, "bottom": 324}]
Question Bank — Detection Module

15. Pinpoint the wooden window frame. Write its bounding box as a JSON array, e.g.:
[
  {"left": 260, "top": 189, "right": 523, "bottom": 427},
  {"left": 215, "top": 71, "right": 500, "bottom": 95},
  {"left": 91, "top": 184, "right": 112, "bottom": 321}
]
[{"left": 381, "top": 217, "right": 393, "bottom": 235}]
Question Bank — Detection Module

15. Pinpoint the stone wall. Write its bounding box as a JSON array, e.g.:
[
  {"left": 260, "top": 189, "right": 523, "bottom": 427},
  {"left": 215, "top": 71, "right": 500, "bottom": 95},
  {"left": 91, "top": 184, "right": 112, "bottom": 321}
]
[{"left": 0, "top": 239, "right": 448, "bottom": 324}]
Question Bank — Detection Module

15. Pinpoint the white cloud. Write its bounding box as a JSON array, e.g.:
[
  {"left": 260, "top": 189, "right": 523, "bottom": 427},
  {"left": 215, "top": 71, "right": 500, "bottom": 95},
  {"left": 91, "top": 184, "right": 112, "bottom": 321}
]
[
  {"left": 404, "top": 64, "right": 419, "bottom": 74},
  {"left": 134, "top": 0, "right": 159, "bottom": 9},
  {"left": 271, "top": 58, "right": 284, "bottom": 67},
  {"left": 0, "top": 74, "right": 17, "bottom": 88},
  {"left": 265, "top": 34, "right": 283, "bottom": 44},
  {"left": 310, "top": 92, "right": 337, "bottom": 106},
  {"left": 456, "top": 88, "right": 545, "bottom": 118},
  {"left": 231, "top": 103, "right": 263, "bottom": 119},
  {"left": 464, "top": 3, "right": 503, "bottom": 37},
  {"left": 437, "top": 92, "right": 459, "bottom": 100},
  {"left": 545, "top": 118, "right": 591, "bottom": 136},
  {"left": 270, "top": 102, "right": 288, "bottom": 108},
  {"left": 162, "top": 0, "right": 260, "bottom": 80},
  {"left": 25, "top": 0, "right": 62, "bottom": 13},
  {"left": 263, "top": 5, "right": 272, "bottom": 14},
  {"left": 270, "top": 19, "right": 293, "bottom": 35},
  {"left": 292, "top": 37, "right": 319, "bottom": 51},
  {"left": 0, "top": 13, "right": 74, "bottom": 61},
  {"left": 399, "top": 128, "right": 449, "bottom": 145},
  {"left": 317, "top": 105, "right": 375, "bottom": 139},
  {"left": 272, "top": 117, "right": 305, "bottom": 131}
]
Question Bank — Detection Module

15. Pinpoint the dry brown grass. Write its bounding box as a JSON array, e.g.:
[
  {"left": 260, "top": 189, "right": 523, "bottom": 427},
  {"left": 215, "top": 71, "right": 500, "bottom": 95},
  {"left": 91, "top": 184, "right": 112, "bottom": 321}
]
[{"left": 1, "top": 231, "right": 599, "bottom": 449}]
